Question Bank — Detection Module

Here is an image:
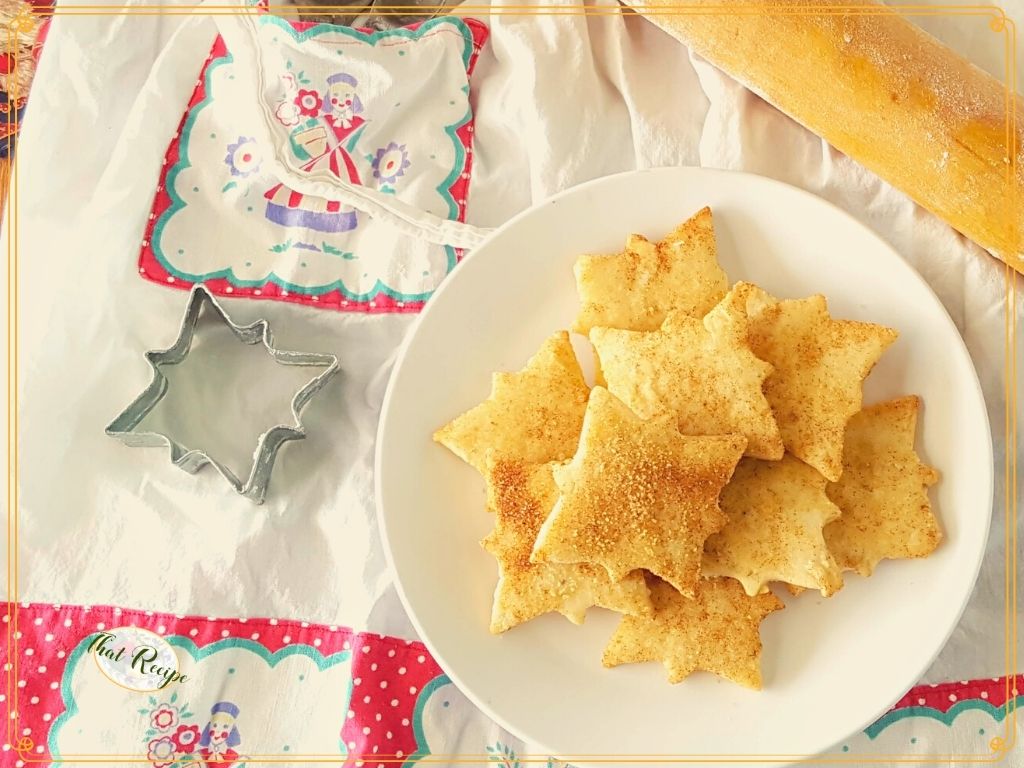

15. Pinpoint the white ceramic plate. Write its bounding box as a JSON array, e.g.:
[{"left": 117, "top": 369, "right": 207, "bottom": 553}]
[{"left": 376, "top": 167, "right": 992, "bottom": 766}]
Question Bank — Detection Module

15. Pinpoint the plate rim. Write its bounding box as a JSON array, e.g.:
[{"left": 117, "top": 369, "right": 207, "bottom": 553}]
[{"left": 374, "top": 165, "right": 994, "bottom": 765}]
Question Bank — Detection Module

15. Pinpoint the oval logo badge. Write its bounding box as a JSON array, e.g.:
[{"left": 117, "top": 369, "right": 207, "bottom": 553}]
[{"left": 89, "top": 626, "right": 188, "bottom": 692}]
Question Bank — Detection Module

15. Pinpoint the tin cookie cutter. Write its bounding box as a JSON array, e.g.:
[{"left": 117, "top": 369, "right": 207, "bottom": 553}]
[{"left": 106, "top": 284, "right": 339, "bottom": 504}]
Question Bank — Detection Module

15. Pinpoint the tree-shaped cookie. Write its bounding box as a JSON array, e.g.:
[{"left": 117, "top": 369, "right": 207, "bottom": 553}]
[
  {"left": 824, "top": 396, "right": 941, "bottom": 576},
  {"left": 735, "top": 282, "right": 898, "bottom": 481},
  {"left": 531, "top": 387, "right": 746, "bottom": 598},
  {"left": 572, "top": 207, "right": 728, "bottom": 335},
  {"left": 591, "top": 293, "right": 783, "bottom": 459},
  {"left": 434, "top": 331, "right": 589, "bottom": 474},
  {"left": 703, "top": 455, "right": 844, "bottom": 597},
  {"left": 482, "top": 457, "right": 652, "bottom": 633},
  {"left": 602, "top": 576, "right": 783, "bottom": 689}
]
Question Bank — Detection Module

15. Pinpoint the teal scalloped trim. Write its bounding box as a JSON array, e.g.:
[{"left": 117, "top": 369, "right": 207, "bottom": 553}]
[
  {"left": 399, "top": 674, "right": 1021, "bottom": 761},
  {"left": 48, "top": 633, "right": 352, "bottom": 760},
  {"left": 402, "top": 673, "right": 451, "bottom": 767},
  {"left": 150, "top": 16, "right": 476, "bottom": 303},
  {"left": 257, "top": 14, "right": 475, "bottom": 69},
  {"left": 864, "top": 695, "right": 1022, "bottom": 739}
]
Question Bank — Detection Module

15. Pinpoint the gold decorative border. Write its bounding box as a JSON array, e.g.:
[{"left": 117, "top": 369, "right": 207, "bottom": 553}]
[{"left": 4, "top": 2, "right": 1018, "bottom": 764}]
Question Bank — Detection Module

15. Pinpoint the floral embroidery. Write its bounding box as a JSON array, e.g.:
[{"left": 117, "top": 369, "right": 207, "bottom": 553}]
[
  {"left": 485, "top": 743, "right": 573, "bottom": 768},
  {"left": 140, "top": 693, "right": 210, "bottom": 768},
  {"left": 146, "top": 735, "right": 178, "bottom": 768},
  {"left": 294, "top": 88, "right": 320, "bottom": 118},
  {"left": 224, "top": 137, "right": 261, "bottom": 178},
  {"left": 150, "top": 705, "right": 180, "bottom": 732},
  {"left": 372, "top": 141, "right": 411, "bottom": 188},
  {"left": 275, "top": 99, "right": 300, "bottom": 127},
  {"left": 172, "top": 723, "right": 202, "bottom": 752},
  {"left": 141, "top": 698, "right": 248, "bottom": 767}
]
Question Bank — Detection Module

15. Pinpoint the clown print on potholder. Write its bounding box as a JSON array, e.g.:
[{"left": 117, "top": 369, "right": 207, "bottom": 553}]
[{"left": 140, "top": 16, "right": 488, "bottom": 313}]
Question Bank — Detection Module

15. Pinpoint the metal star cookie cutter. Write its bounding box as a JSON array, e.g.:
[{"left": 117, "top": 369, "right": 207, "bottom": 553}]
[{"left": 105, "top": 283, "right": 340, "bottom": 504}]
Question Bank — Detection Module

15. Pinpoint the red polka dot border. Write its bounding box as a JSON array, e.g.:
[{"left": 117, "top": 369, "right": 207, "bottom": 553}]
[
  {"left": 1, "top": 603, "right": 1019, "bottom": 764},
  {"left": 1, "top": 603, "right": 442, "bottom": 765}
]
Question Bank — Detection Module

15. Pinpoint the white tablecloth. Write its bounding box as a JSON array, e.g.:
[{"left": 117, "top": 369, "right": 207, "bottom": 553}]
[{"left": 9, "top": 0, "right": 1022, "bottom": 762}]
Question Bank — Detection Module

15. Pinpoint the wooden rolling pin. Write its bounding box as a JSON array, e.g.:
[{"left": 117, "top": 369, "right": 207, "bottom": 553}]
[{"left": 625, "top": 0, "right": 1023, "bottom": 273}]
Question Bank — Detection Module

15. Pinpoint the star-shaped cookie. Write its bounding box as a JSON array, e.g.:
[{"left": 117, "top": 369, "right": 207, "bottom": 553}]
[
  {"left": 591, "top": 293, "right": 783, "bottom": 459},
  {"left": 602, "top": 576, "right": 784, "bottom": 688},
  {"left": 572, "top": 206, "right": 728, "bottom": 335},
  {"left": 703, "top": 455, "right": 844, "bottom": 597},
  {"left": 824, "top": 396, "right": 941, "bottom": 577},
  {"left": 735, "top": 282, "right": 898, "bottom": 481},
  {"left": 531, "top": 387, "right": 746, "bottom": 597},
  {"left": 482, "top": 457, "right": 653, "bottom": 633},
  {"left": 434, "top": 331, "right": 589, "bottom": 474}
]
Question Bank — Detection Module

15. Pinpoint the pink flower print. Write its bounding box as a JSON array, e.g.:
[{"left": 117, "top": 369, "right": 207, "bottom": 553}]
[
  {"left": 295, "top": 88, "right": 321, "bottom": 118},
  {"left": 172, "top": 723, "right": 201, "bottom": 752},
  {"left": 150, "top": 705, "right": 179, "bottom": 732},
  {"left": 147, "top": 735, "right": 177, "bottom": 768},
  {"left": 275, "top": 99, "right": 300, "bottom": 127}
]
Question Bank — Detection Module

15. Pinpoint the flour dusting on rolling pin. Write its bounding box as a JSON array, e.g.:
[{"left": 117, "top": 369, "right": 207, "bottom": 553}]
[{"left": 626, "top": 0, "right": 1023, "bottom": 273}]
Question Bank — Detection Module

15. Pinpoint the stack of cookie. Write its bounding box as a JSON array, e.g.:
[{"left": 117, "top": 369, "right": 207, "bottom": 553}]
[{"left": 434, "top": 208, "right": 940, "bottom": 690}]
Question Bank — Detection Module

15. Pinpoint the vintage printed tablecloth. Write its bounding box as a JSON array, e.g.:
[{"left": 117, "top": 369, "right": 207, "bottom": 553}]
[
  {"left": 3, "top": 604, "right": 1021, "bottom": 765},
  {"left": 6, "top": 0, "right": 1022, "bottom": 765}
]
